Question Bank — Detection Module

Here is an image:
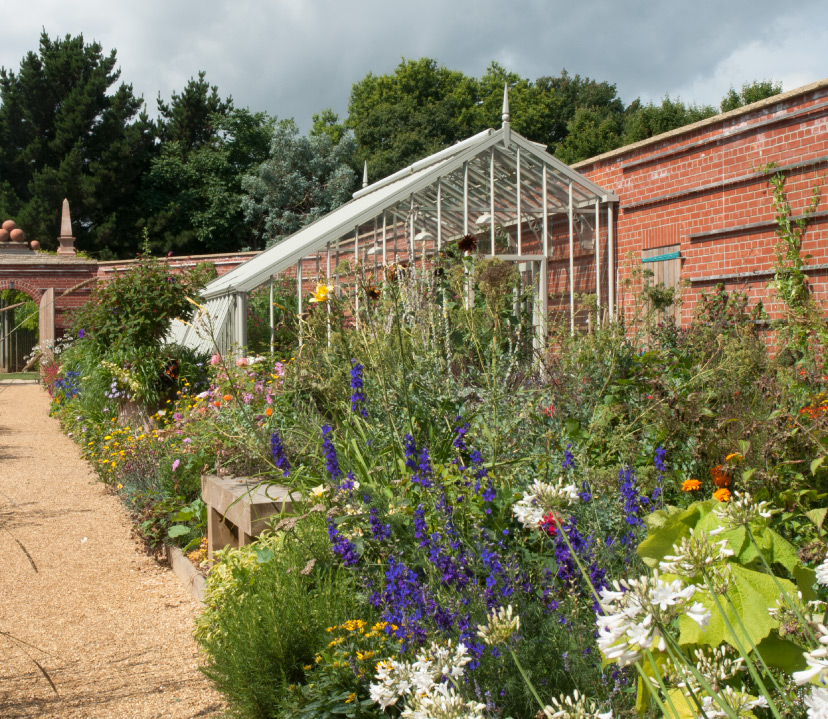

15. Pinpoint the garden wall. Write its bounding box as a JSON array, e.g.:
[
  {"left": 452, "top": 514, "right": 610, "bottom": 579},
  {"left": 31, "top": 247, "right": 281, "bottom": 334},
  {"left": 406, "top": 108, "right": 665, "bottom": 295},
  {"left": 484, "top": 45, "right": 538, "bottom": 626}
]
[{"left": 573, "top": 78, "right": 828, "bottom": 328}]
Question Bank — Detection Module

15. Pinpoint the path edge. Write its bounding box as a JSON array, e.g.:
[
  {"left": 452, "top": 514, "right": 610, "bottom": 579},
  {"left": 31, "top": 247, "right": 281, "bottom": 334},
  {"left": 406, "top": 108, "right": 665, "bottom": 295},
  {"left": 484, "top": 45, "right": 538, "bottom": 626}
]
[{"left": 165, "top": 545, "right": 206, "bottom": 605}]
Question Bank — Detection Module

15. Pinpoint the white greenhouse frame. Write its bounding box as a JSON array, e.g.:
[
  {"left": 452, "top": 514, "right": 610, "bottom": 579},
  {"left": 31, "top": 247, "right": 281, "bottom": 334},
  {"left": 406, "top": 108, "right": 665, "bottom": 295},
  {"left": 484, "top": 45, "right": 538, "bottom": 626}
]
[{"left": 171, "top": 88, "right": 618, "bottom": 355}]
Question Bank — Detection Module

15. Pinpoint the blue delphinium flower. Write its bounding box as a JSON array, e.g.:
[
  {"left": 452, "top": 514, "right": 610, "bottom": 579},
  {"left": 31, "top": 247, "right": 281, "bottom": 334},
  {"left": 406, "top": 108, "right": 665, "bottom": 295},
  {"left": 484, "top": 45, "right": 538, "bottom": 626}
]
[
  {"left": 328, "top": 519, "right": 359, "bottom": 566},
  {"left": 652, "top": 445, "right": 666, "bottom": 506},
  {"left": 404, "top": 434, "right": 418, "bottom": 472},
  {"left": 321, "top": 424, "right": 342, "bottom": 481},
  {"left": 340, "top": 471, "right": 356, "bottom": 493},
  {"left": 270, "top": 430, "right": 290, "bottom": 477},
  {"left": 453, "top": 420, "right": 470, "bottom": 451},
  {"left": 618, "top": 465, "right": 645, "bottom": 550},
  {"left": 412, "top": 446, "right": 433, "bottom": 488},
  {"left": 562, "top": 443, "right": 575, "bottom": 470},
  {"left": 413, "top": 505, "right": 429, "bottom": 547},
  {"left": 369, "top": 507, "right": 392, "bottom": 541},
  {"left": 349, "top": 361, "right": 368, "bottom": 418}
]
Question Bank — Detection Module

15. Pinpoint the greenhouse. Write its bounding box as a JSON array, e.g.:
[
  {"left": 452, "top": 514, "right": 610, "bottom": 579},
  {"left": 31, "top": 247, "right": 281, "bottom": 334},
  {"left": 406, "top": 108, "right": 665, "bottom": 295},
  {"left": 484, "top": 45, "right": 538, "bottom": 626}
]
[{"left": 171, "top": 88, "right": 618, "bottom": 354}]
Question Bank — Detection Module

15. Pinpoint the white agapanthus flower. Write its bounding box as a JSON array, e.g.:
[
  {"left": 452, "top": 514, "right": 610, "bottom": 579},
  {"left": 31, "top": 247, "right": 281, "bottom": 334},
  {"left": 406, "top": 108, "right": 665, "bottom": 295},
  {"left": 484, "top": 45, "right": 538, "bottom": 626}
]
[
  {"left": 805, "top": 686, "right": 828, "bottom": 719},
  {"left": 512, "top": 477, "right": 579, "bottom": 531},
  {"left": 794, "top": 624, "right": 828, "bottom": 686},
  {"left": 477, "top": 604, "right": 520, "bottom": 646},
  {"left": 595, "top": 572, "right": 710, "bottom": 667},
  {"left": 369, "top": 640, "right": 477, "bottom": 715},
  {"left": 658, "top": 529, "right": 734, "bottom": 577},
  {"left": 698, "top": 686, "right": 769, "bottom": 718},
  {"left": 713, "top": 491, "right": 773, "bottom": 528},
  {"left": 544, "top": 689, "right": 613, "bottom": 719},
  {"left": 816, "top": 556, "right": 828, "bottom": 587}
]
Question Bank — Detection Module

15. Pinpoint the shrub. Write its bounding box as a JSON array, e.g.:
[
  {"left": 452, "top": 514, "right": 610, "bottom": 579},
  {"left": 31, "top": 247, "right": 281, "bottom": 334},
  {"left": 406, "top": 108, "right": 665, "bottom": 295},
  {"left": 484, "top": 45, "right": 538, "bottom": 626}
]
[{"left": 195, "top": 512, "right": 369, "bottom": 719}]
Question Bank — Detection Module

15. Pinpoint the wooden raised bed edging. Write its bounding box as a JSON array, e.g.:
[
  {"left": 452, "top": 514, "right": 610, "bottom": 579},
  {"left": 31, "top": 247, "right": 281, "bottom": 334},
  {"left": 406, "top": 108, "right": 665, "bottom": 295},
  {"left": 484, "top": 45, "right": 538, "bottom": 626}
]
[{"left": 165, "top": 545, "right": 206, "bottom": 605}]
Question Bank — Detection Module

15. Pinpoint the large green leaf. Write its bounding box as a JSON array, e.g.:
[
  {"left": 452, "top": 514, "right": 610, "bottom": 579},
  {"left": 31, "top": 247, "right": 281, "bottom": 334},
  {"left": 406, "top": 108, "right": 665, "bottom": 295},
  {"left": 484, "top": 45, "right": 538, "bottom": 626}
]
[
  {"left": 753, "top": 632, "right": 808, "bottom": 673},
  {"left": 678, "top": 564, "right": 793, "bottom": 649},
  {"left": 638, "top": 501, "right": 715, "bottom": 567}
]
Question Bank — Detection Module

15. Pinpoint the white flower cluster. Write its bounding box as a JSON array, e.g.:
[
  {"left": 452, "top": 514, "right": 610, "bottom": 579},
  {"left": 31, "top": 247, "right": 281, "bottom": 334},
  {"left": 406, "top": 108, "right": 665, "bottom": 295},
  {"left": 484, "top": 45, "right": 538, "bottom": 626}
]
[
  {"left": 697, "top": 686, "right": 769, "bottom": 718},
  {"left": 595, "top": 572, "right": 710, "bottom": 667},
  {"left": 369, "top": 641, "right": 484, "bottom": 719},
  {"left": 794, "top": 623, "right": 828, "bottom": 686},
  {"left": 512, "top": 477, "right": 579, "bottom": 531},
  {"left": 477, "top": 604, "right": 520, "bottom": 646},
  {"left": 805, "top": 686, "right": 828, "bottom": 719},
  {"left": 713, "top": 491, "right": 772, "bottom": 528},
  {"left": 543, "top": 689, "right": 613, "bottom": 719},
  {"left": 658, "top": 529, "right": 734, "bottom": 577},
  {"left": 816, "top": 555, "right": 828, "bottom": 588}
]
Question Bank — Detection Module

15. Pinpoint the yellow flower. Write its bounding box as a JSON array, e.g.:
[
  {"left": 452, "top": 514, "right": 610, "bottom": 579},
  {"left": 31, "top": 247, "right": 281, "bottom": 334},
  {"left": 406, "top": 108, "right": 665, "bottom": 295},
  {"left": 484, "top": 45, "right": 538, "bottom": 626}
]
[
  {"left": 309, "top": 283, "right": 334, "bottom": 303},
  {"left": 682, "top": 479, "right": 701, "bottom": 492},
  {"left": 345, "top": 693, "right": 356, "bottom": 704},
  {"left": 117, "top": 484, "right": 123, "bottom": 490},
  {"left": 310, "top": 484, "right": 329, "bottom": 499},
  {"left": 725, "top": 452, "right": 742, "bottom": 463}
]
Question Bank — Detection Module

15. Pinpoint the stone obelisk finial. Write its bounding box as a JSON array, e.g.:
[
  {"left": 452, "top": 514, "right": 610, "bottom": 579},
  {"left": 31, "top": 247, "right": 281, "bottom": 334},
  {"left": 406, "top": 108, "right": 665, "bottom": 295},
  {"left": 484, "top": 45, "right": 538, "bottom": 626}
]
[
  {"left": 57, "top": 198, "right": 76, "bottom": 255},
  {"left": 502, "top": 82, "right": 511, "bottom": 147},
  {"left": 362, "top": 160, "right": 369, "bottom": 189}
]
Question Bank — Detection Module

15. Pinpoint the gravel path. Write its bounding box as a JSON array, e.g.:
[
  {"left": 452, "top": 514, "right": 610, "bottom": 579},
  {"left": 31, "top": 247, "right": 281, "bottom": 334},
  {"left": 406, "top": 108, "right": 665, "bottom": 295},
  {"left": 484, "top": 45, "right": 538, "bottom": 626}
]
[{"left": 0, "top": 385, "right": 224, "bottom": 718}]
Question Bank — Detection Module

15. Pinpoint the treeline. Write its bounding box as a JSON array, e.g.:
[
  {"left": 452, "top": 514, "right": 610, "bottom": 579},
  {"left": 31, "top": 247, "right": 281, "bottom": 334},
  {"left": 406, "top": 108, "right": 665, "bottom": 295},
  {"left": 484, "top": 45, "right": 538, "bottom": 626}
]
[{"left": 0, "top": 32, "right": 781, "bottom": 258}]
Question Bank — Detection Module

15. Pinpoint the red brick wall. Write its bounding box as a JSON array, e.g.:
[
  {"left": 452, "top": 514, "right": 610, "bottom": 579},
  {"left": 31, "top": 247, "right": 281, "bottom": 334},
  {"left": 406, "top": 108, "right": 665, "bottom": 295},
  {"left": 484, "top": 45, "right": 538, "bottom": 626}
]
[
  {"left": 0, "top": 264, "right": 97, "bottom": 333},
  {"left": 571, "top": 79, "right": 828, "bottom": 329}
]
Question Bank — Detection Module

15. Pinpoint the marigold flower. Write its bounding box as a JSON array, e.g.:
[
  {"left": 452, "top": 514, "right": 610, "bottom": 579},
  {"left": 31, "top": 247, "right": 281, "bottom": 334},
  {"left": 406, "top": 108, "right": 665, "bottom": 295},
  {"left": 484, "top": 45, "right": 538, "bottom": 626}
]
[
  {"left": 265, "top": 407, "right": 273, "bottom": 416},
  {"left": 682, "top": 479, "right": 702, "bottom": 492},
  {"left": 725, "top": 452, "right": 742, "bottom": 463},
  {"left": 222, "top": 394, "right": 233, "bottom": 402},
  {"left": 713, "top": 488, "right": 731, "bottom": 502},
  {"left": 213, "top": 400, "right": 221, "bottom": 408},
  {"left": 710, "top": 465, "right": 731, "bottom": 488}
]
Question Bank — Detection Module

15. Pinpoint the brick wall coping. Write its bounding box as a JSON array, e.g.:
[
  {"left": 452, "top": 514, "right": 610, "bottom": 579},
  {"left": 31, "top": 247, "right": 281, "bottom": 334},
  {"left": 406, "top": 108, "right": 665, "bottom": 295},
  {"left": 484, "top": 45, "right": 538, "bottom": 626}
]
[
  {"left": 97, "top": 251, "right": 259, "bottom": 273},
  {"left": 0, "top": 253, "right": 97, "bottom": 266},
  {"left": 571, "top": 77, "right": 828, "bottom": 170}
]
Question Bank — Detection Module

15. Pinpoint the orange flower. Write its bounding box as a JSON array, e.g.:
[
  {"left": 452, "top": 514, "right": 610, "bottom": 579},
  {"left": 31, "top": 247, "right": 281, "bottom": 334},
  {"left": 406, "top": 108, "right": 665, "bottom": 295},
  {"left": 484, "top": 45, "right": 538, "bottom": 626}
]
[
  {"left": 213, "top": 400, "right": 221, "bottom": 408},
  {"left": 682, "top": 479, "right": 701, "bottom": 492},
  {"left": 713, "top": 487, "right": 731, "bottom": 502},
  {"left": 223, "top": 394, "right": 233, "bottom": 402},
  {"left": 710, "top": 465, "right": 731, "bottom": 488},
  {"left": 265, "top": 407, "right": 273, "bottom": 417},
  {"left": 724, "top": 452, "right": 742, "bottom": 463}
]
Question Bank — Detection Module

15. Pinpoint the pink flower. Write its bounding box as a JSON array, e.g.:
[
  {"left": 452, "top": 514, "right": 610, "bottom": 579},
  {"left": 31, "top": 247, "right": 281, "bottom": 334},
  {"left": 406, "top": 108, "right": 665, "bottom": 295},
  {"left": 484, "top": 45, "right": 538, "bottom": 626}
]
[
  {"left": 266, "top": 394, "right": 273, "bottom": 405},
  {"left": 273, "top": 362, "right": 284, "bottom": 376},
  {"left": 210, "top": 354, "right": 221, "bottom": 366},
  {"left": 171, "top": 459, "right": 180, "bottom": 472},
  {"left": 235, "top": 357, "right": 248, "bottom": 367}
]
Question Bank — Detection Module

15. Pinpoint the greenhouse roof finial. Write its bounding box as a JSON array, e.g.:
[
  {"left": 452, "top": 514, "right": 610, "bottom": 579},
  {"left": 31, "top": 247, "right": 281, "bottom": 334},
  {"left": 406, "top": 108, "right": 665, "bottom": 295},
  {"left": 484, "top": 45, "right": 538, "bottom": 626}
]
[
  {"left": 502, "top": 83, "right": 511, "bottom": 147},
  {"left": 362, "top": 160, "right": 368, "bottom": 189}
]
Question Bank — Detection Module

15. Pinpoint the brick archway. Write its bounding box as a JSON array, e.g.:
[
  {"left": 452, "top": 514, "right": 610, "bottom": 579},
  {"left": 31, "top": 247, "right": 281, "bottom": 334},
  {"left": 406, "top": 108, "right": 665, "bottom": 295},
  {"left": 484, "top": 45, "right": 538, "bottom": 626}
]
[{"left": 0, "top": 279, "right": 42, "bottom": 303}]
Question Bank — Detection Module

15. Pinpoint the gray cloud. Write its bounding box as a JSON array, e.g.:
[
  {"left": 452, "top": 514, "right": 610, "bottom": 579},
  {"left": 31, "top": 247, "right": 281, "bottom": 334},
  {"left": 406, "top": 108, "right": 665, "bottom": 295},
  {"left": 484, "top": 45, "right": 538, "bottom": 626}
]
[{"left": 3, "top": 0, "right": 827, "bottom": 131}]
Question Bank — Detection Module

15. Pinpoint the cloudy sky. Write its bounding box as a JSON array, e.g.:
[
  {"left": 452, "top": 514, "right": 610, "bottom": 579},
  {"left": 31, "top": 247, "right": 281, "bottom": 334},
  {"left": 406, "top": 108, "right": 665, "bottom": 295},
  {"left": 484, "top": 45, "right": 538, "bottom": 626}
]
[{"left": 3, "top": 0, "right": 827, "bottom": 130}]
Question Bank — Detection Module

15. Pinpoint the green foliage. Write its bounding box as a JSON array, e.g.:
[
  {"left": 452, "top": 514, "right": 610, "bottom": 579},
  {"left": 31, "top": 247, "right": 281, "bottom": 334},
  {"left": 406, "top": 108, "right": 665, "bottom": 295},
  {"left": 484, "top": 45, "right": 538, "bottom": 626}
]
[
  {"left": 621, "top": 95, "right": 717, "bottom": 145},
  {"left": 195, "top": 514, "right": 368, "bottom": 719},
  {"left": 0, "top": 31, "right": 153, "bottom": 257},
  {"left": 0, "top": 289, "right": 38, "bottom": 331},
  {"left": 243, "top": 119, "right": 357, "bottom": 246},
  {"left": 70, "top": 256, "right": 197, "bottom": 350},
  {"left": 766, "top": 171, "right": 826, "bottom": 354},
  {"left": 721, "top": 80, "right": 783, "bottom": 113}
]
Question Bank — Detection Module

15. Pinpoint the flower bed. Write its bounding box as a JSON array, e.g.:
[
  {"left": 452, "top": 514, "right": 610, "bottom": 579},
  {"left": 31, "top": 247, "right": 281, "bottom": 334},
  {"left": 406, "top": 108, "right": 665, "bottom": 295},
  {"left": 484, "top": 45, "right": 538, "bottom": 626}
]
[{"left": 46, "top": 254, "right": 828, "bottom": 718}]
